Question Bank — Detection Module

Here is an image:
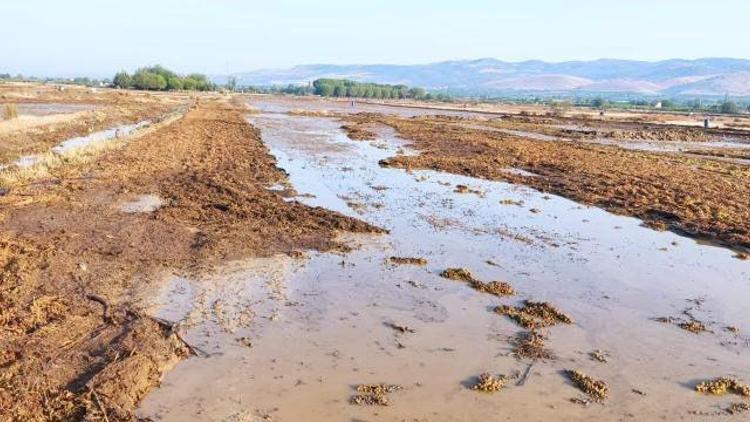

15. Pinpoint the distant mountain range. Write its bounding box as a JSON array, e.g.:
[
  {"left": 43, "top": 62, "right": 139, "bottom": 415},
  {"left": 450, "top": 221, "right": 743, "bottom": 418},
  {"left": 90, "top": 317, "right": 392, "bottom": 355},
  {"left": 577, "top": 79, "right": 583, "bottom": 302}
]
[{"left": 223, "top": 58, "right": 750, "bottom": 98}]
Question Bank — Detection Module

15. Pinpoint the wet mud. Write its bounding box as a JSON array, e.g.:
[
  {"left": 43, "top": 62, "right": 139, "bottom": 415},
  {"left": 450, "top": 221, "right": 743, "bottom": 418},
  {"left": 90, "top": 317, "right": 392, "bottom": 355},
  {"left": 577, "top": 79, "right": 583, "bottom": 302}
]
[{"left": 136, "top": 97, "right": 750, "bottom": 421}]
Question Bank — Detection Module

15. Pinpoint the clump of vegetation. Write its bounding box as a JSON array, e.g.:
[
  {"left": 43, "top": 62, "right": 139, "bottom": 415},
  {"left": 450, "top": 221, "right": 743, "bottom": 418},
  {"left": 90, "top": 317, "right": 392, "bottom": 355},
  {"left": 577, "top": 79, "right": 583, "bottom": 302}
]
[
  {"left": 313, "top": 78, "right": 429, "bottom": 100},
  {"left": 566, "top": 369, "right": 608, "bottom": 402},
  {"left": 471, "top": 373, "right": 506, "bottom": 393},
  {"left": 3, "top": 103, "right": 18, "bottom": 120},
  {"left": 350, "top": 384, "right": 403, "bottom": 406},
  {"left": 440, "top": 268, "right": 515, "bottom": 297},
  {"left": 494, "top": 300, "right": 572, "bottom": 329},
  {"left": 695, "top": 377, "right": 750, "bottom": 397},
  {"left": 387, "top": 256, "right": 428, "bottom": 266},
  {"left": 112, "top": 65, "right": 214, "bottom": 91},
  {"left": 513, "top": 330, "right": 554, "bottom": 360}
]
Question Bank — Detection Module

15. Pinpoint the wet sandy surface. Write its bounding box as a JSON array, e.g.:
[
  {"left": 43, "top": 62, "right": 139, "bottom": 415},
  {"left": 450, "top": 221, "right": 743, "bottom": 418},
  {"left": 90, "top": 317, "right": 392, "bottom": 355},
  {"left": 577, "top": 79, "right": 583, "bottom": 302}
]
[
  {"left": 15, "top": 102, "right": 98, "bottom": 116},
  {"left": 138, "top": 99, "right": 750, "bottom": 421}
]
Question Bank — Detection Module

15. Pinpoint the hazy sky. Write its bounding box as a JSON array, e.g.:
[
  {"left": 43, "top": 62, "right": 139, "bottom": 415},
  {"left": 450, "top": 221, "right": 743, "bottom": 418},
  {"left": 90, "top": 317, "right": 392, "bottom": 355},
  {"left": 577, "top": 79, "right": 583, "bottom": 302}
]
[{"left": 3, "top": 0, "right": 749, "bottom": 77}]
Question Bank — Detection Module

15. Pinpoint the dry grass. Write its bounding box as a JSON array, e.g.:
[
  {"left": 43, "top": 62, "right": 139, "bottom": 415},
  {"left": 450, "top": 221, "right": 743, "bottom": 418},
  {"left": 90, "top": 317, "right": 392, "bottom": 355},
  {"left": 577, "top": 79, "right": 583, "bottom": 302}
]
[{"left": 3, "top": 103, "right": 18, "bottom": 120}]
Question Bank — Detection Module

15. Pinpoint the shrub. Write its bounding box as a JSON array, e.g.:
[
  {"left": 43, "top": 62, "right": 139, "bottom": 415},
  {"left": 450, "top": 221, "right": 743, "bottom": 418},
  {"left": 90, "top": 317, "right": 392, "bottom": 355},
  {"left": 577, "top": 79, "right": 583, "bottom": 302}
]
[{"left": 131, "top": 71, "right": 167, "bottom": 91}]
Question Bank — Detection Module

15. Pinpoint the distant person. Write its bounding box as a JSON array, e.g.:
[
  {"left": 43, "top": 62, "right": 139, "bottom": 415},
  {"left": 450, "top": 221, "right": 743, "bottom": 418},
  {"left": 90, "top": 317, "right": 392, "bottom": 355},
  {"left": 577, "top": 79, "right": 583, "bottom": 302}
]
[{"left": 704, "top": 118, "right": 710, "bottom": 129}]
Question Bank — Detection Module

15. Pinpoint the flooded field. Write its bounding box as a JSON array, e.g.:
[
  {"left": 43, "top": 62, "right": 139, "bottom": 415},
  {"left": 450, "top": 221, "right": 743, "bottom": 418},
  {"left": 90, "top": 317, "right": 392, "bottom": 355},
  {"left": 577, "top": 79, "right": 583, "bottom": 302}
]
[{"left": 137, "top": 99, "right": 750, "bottom": 421}]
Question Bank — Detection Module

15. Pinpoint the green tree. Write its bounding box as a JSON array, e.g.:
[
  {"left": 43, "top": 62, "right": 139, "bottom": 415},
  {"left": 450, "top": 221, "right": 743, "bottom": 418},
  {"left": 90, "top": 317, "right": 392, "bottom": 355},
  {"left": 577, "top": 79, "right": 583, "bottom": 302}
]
[
  {"left": 408, "top": 87, "right": 426, "bottom": 99},
  {"left": 167, "top": 76, "right": 184, "bottom": 90},
  {"left": 112, "top": 71, "right": 132, "bottom": 88},
  {"left": 720, "top": 100, "right": 738, "bottom": 114},
  {"left": 132, "top": 71, "right": 167, "bottom": 90},
  {"left": 333, "top": 85, "right": 347, "bottom": 97}
]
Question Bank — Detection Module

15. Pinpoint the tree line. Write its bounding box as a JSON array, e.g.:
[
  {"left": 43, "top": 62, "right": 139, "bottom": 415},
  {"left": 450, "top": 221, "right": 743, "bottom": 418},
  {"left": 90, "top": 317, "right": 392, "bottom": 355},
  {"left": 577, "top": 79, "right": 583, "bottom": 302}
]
[
  {"left": 312, "top": 78, "right": 427, "bottom": 100},
  {"left": 112, "top": 66, "right": 214, "bottom": 91}
]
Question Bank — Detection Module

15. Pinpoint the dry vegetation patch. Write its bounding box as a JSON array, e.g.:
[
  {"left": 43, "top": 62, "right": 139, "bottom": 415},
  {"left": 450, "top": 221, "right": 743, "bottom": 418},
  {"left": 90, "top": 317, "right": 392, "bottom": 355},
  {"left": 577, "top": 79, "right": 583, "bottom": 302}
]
[
  {"left": 495, "top": 300, "right": 573, "bottom": 329},
  {"left": 440, "top": 267, "right": 515, "bottom": 296},
  {"left": 566, "top": 369, "right": 609, "bottom": 402},
  {"left": 471, "top": 373, "right": 506, "bottom": 393},
  {"left": 350, "top": 384, "right": 403, "bottom": 406},
  {"left": 695, "top": 377, "right": 750, "bottom": 397}
]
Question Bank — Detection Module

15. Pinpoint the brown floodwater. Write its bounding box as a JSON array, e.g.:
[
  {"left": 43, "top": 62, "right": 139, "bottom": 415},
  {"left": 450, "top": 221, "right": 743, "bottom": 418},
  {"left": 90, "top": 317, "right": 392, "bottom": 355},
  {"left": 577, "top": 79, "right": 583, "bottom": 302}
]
[{"left": 137, "top": 98, "right": 750, "bottom": 421}]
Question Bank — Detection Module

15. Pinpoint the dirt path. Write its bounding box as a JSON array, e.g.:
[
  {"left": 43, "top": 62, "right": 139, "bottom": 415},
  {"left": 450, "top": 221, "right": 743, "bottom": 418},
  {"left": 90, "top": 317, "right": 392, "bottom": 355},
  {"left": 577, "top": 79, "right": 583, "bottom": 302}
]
[{"left": 0, "top": 99, "right": 379, "bottom": 420}]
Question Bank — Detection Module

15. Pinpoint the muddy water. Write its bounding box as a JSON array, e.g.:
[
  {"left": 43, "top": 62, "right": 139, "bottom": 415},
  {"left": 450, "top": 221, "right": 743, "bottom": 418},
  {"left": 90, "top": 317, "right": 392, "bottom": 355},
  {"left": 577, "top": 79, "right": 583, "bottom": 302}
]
[{"left": 138, "top": 101, "right": 750, "bottom": 421}]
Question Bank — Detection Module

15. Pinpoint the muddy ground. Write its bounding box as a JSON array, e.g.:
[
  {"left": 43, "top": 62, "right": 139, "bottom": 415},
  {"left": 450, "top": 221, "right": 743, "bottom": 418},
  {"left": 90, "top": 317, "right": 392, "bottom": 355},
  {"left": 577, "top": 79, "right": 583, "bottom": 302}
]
[
  {"left": 342, "top": 113, "right": 750, "bottom": 251},
  {"left": 0, "top": 84, "right": 193, "bottom": 164},
  {"left": 0, "top": 89, "right": 378, "bottom": 420},
  {"left": 2, "top": 89, "right": 750, "bottom": 421}
]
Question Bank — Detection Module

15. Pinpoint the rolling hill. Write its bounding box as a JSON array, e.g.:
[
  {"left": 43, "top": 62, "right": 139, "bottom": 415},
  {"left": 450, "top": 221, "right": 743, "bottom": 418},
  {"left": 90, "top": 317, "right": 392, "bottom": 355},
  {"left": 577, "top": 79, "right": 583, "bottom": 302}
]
[{"left": 225, "top": 58, "right": 750, "bottom": 98}]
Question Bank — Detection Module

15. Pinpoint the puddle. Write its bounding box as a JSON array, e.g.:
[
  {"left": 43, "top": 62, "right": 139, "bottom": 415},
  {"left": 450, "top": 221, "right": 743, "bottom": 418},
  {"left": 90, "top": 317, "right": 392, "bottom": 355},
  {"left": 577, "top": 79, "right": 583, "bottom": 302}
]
[
  {"left": 138, "top": 101, "right": 750, "bottom": 421},
  {"left": 51, "top": 120, "right": 149, "bottom": 154},
  {"left": 119, "top": 194, "right": 164, "bottom": 213},
  {"left": 4, "top": 120, "right": 150, "bottom": 169},
  {"left": 14, "top": 102, "right": 97, "bottom": 116}
]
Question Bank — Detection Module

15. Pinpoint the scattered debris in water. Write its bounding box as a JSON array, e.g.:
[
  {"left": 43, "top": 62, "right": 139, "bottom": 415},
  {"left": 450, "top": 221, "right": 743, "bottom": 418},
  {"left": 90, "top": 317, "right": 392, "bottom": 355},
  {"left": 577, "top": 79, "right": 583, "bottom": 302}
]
[
  {"left": 695, "top": 377, "right": 750, "bottom": 397},
  {"left": 471, "top": 373, "right": 506, "bottom": 393},
  {"left": 726, "top": 402, "right": 750, "bottom": 415},
  {"left": 678, "top": 320, "right": 707, "bottom": 334},
  {"left": 407, "top": 280, "right": 425, "bottom": 289},
  {"left": 453, "top": 184, "right": 485, "bottom": 197},
  {"left": 385, "top": 322, "right": 416, "bottom": 334},
  {"left": 654, "top": 298, "right": 712, "bottom": 334},
  {"left": 350, "top": 384, "right": 403, "bottom": 406},
  {"left": 566, "top": 370, "right": 608, "bottom": 402},
  {"left": 589, "top": 349, "right": 609, "bottom": 363},
  {"left": 440, "top": 268, "right": 515, "bottom": 297},
  {"left": 495, "top": 300, "right": 573, "bottom": 329},
  {"left": 388, "top": 256, "right": 428, "bottom": 266}
]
